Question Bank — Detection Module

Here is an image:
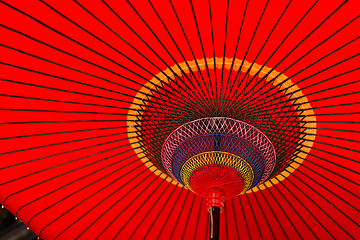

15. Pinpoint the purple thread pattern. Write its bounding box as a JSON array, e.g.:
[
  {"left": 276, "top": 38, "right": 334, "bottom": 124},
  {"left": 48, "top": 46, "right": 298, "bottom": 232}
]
[{"left": 161, "top": 117, "right": 276, "bottom": 185}]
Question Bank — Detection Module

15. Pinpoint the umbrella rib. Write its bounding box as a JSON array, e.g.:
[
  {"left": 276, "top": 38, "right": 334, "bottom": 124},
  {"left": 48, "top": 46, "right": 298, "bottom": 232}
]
[
  {"left": 259, "top": 55, "right": 360, "bottom": 133},
  {"left": 282, "top": 68, "right": 360, "bottom": 100},
  {"left": 0, "top": 44, "right": 156, "bottom": 97},
  {"left": 36, "top": 158, "right": 148, "bottom": 238},
  {"left": 280, "top": 172, "right": 355, "bottom": 239},
  {"left": 73, "top": 171, "right": 158, "bottom": 240},
  {"left": 258, "top": 57, "right": 360, "bottom": 120},
  {"left": 250, "top": 189, "right": 278, "bottom": 240},
  {"left": 0, "top": 122, "right": 168, "bottom": 155},
  {"left": 273, "top": 128, "right": 359, "bottom": 146},
  {"left": 264, "top": 90, "right": 303, "bottom": 141},
  {"left": 111, "top": 177, "right": 170, "bottom": 239},
  {"left": 230, "top": 0, "right": 265, "bottom": 104},
  {"left": 293, "top": 167, "right": 360, "bottom": 215},
  {"left": 0, "top": 24, "right": 164, "bottom": 94},
  {"left": 248, "top": 0, "right": 350, "bottom": 104},
  {"left": 208, "top": 0, "right": 217, "bottom": 101},
  {"left": 38, "top": 0, "right": 190, "bottom": 98},
  {"left": 188, "top": 0, "right": 213, "bottom": 97},
  {"left": 227, "top": 0, "right": 250, "bottom": 89},
  {"left": 51, "top": 167, "right": 153, "bottom": 240},
  {"left": 238, "top": 0, "right": 271, "bottom": 116},
  {"left": 232, "top": 0, "right": 315, "bottom": 110},
  {"left": 180, "top": 193, "right": 197, "bottom": 240},
  {"left": 276, "top": 177, "right": 335, "bottom": 239},
  {"left": 269, "top": 179, "right": 319, "bottom": 239},
  {"left": 224, "top": 201, "right": 229, "bottom": 240},
  {"left": 0, "top": 25, "right": 183, "bottom": 107},
  {"left": 258, "top": 103, "right": 305, "bottom": 159},
  {"left": 295, "top": 163, "right": 360, "bottom": 202},
  {"left": 232, "top": 0, "right": 318, "bottom": 100},
  {"left": 248, "top": 12, "right": 360, "bottom": 105},
  {"left": 123, "top": 0, "right": 197, "bottom": 95},
  {"left": 246, "top": 18, "right": 359, "bottom": 126},
  {"left": 205, "top": 212, "right": 210, "bottom": 240},
  {"left": 2, "top": 105, "right": 214, "bottom": 119},
  {"left": 0, "top": 140, "right": 137, "bottom": 187},
  {"left": 142, "top": 183, "right": 180, "bottom": 239},
  {"left": 0, "top": 77, "right": 147, "bottom": 107},
  {"left": 0, "top": 94, "right": 133, "bottom": 112},
  {"left": 267, "top": 81, "right": 360, "bottom": 122},
  {"left": 219, "top": 0, "right": 238, "bottom": 115},
  {"left": 237, "top": 196, "right": 251, "bottom": 239},
  {"left": 2, "top": 144, "right": 144, "bottom": 207},
  {"left": 0, "top": 1, "right": 358, "bottom": 239},
  {"left": 28, "top": 153, "right": 149, "bottom": 229},
  {"left": 168, "top": 189, "right": 191, "bottom": 240},
  {"left": 92, "top": 1, "right": 195, "bottom": 114},
  {"left": 239, "top": 0, "right": 279, "bottom": 106},
  {"left": 230, "top": 199, "right": 240, "bottom": 240},
  {"left": 156, "top": 187, "right": 185, "bottom": 239},
  {"left": 0, "top": 45, "right": 191, "bottom": 120},
  {"left": 0, "top": 124, "right": 128, "bottom": 141},
  {"left": 0, "top": 120, "right": 128, "bottom": 125},
  {"left": 244, "top": 192, "right": 264, "bottom": 239},
  {"left": 0, "top": 63, "right": 152, "bottom": 102},
  {"left": 167, "top": 0, "right": 209, "bottom": 94},
  {"left": 249, "top": 98, "right": 360, "bottom": 118},
  {"left": 193, "top": 198, "right": 204, "bottom": 240},
  {"left": 0, "top": 43, "right": 188, "bottom": 115},
  {"left": 261, "top": 186, "right": 301, "bottom": 239},
  {"left": 262, "top": 120, "right": 360, "bottom": 154},
  {"left": 237, "top": 48, "right": 360, "bottom": 111},
  {"left": 252, "top": 47, "right": 360, "bottom": 116},
  {"left": 0, "top": 129, "right": 135, "bottom": 159},
  {"left": 219, "top": 0, "right": 231, "bottom": 104},
  {"left": 146, "top": 0, "right": 207, "bottom": 101},
  {"left": 308, "top": 127, "right": 360, "bottom": 133},
  {"left": 73, "top": 0, "right": 194, "bottom": 96},
  {"left": 126, "top": 181, "right": 178, "bottom": 239},
  {"left": 270, "top": 14, "right": 360, "bottom": 92},
  {"left": 0, "top": 1, "right": 175, "bottom": 94},
  {"left": 293, "top": 153, "right": 360, "bottom": 190},
  {"left": 298, "top": 143, "right": 360, "bottom": 165},
  {"left": 247, "top": 78, "right": 360, "bottom": 124},
  {"left": 0, "top": 108, "right": 127, "bottom": 116},
  {"left": 297, "top": 131, "right": 360, "bottom": 152},
  {"left": 128, "top": 180, "right": 174, "bottom": 239}
]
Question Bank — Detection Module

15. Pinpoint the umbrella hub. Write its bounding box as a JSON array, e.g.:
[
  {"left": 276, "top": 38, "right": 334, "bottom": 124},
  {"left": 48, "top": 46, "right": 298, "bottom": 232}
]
[
  {"left": 206, "top": 188, "right": 226, "bottom": 212},
  {"left": 128, "top": 58, "right": 317, "bottom": 194},
  {"left": 162, "top": 117, "right": 276, "bottom": 200}
]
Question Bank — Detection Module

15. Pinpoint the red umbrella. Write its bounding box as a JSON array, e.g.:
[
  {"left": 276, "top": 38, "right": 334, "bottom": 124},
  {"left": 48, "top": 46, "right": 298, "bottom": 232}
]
[{"left": 0, "top": 0, "right": 359, "bottom": 239}]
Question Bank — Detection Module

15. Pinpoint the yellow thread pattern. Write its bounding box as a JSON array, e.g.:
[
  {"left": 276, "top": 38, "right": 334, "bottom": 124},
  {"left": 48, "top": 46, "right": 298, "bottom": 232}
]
[
  {"left": 127, "top": 58, "right": 317, "bottom": 191},
  {"left": 180, "top": 151, "right": 254, "bottom": 194}
]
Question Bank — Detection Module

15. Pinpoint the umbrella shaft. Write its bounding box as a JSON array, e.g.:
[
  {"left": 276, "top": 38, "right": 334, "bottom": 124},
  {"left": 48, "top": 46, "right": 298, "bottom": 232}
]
[{"left": 209, "top": 207, "right": 220, "bottom": 240}]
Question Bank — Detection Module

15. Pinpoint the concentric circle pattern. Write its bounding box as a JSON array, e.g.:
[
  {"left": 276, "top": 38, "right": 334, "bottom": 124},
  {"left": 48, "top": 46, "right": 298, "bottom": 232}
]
[
  {"left": 180, "top": 151, "right": 254, "bottom": 195},
  {"left": 128, "top": 57, "right": 317, "bottom": 191},
  {"left": 188, "top": 165, "right": 245, "bottom": 200},
  {"left": 161, "top": 117, "right": 275, "bottom": 198},
  {"left": 170, "top": 134, "right": 266, "bottom": 188},
  {"left": 162, "top": 117, "right": 275, "bottom": 184},
  {"left": 0, "top": 0, "right": 359, "bottom": 239}
]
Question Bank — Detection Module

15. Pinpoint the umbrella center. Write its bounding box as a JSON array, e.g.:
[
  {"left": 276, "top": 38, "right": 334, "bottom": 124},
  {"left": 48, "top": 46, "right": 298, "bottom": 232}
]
[
  {"left": 127, "top": 57, "right": 317, "bottom": 192},
  {"left": 161, "top": 117, "right": 275, "bottom": 210}
]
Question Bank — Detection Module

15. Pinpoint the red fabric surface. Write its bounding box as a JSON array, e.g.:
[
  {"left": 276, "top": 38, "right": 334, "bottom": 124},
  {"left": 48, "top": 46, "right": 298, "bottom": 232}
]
[{"left": 0, "top": 0, "right": 359, "bottom": 239}]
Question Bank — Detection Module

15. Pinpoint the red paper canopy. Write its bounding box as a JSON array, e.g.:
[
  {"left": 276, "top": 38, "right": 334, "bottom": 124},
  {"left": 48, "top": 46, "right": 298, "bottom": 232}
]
[{"left": 0, "top": 0, "right": 359, "bottom": 239}]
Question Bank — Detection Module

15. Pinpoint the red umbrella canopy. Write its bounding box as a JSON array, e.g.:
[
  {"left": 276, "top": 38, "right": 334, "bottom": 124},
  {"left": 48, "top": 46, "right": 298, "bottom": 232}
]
[{"left": 0, "top": 0, "right": 360, "bottom": 239}]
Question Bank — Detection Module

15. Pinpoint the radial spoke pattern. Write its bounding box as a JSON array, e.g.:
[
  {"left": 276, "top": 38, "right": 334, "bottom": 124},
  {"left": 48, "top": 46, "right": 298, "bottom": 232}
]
[{"left": 0, "top": 0, "right": 359, "bottom": 239}]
